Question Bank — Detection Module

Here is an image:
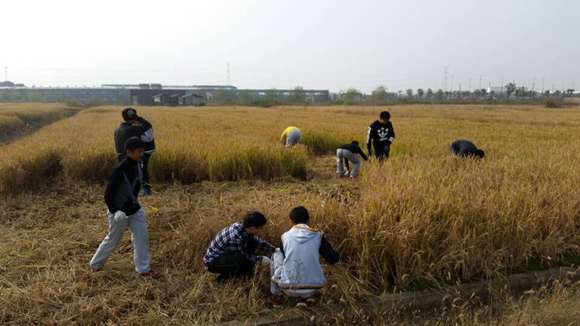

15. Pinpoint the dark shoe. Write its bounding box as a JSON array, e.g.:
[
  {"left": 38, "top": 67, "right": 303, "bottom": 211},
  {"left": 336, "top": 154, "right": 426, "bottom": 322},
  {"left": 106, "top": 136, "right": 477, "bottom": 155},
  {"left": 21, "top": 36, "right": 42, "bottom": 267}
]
[
  {"left": 90, "top": 266, "right": 102, "bottom": 272},
  {"left": 216, "top": 274, "right": 230, "bottom": 285},
  {"left": 296, "top": 298, "right": 310, "bottom": 308},
  {"left": 141, "top": 188, "right": 151, "bottom": 196},
  {"left": 269, "top": 295, "right": 284, "bottom": 308},
  {"left": 140, "top": 269, "right": 160, "bottom": 279}
]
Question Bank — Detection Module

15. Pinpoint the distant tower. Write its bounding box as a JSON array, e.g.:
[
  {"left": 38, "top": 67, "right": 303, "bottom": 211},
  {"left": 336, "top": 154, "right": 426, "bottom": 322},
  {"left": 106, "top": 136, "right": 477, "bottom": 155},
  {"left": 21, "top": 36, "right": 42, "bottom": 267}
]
[
  {"left": 442, "top": 66, "right": 449, "bottom": 91},
  {"left": 227, "top": 63, "right": 231, "bottom": 85}
]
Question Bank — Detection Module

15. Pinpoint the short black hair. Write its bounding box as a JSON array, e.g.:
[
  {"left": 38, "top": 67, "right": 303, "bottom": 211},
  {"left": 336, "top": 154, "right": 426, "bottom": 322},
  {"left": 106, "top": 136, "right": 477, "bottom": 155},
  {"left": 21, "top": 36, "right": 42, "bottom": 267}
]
[
  {"left": 380, "top": 111, "right": 390, "bottom": 120},
  {"left": 290, "top": 206, "right": 309, "bottom": 224},
  {"left": 124, "top": 136, "right": 145, "bottom": 152},
  {"left": 474, "top": 149, "right": 485, "bottom": 159},
  {"left": 351, "top": 140, "right": 359, "bottom": 146},
  {"left": 243, "top": 211, "right": 267, "bottom": 228},
  {"left": 122, "top": 108, "right": 136, "bottom": 122}
]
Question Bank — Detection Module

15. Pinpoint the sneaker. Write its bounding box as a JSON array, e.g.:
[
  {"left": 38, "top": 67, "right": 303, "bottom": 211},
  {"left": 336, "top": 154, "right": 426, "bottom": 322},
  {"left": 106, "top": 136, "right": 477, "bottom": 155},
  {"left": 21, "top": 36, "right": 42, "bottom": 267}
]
[
  {"left": 140, "top": 269, "right": 161, "bottom": 279},
  {"left": 296, "top": 298, "right": 309, "bottom": 308},
  {"left": 268, "top": 295, "right": 284, "bottom": 308},
  {"left": 141, "top": 188, "right": 151, "bottom": 196},
  {"left": 90, "top": 266, "right": 102, "bottom": 272}
]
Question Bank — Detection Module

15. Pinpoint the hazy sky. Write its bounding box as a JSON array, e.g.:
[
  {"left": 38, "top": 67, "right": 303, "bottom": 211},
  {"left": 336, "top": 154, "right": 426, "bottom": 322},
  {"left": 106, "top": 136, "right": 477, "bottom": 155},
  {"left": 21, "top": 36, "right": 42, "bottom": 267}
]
[{"left": 2, "top": 0, "right": 579, "bottom": 92}]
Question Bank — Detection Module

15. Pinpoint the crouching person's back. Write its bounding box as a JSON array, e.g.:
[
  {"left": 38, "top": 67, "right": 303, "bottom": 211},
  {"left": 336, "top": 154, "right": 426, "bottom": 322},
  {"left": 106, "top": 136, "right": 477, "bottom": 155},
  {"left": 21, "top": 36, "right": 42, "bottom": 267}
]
[{"left": 269, "top": 206, "right": 339, "bottom": 308}]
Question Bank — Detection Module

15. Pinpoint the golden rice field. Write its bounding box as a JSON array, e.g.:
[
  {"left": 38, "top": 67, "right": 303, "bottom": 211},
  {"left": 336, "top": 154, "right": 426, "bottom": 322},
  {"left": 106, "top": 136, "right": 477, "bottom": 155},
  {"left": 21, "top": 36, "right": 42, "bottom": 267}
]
[
  {"left": 0, "top": 103, "right": 79, "bottom": 143},
  {"left": 1, "top": 103, "right": 580, "bottom": 324}
]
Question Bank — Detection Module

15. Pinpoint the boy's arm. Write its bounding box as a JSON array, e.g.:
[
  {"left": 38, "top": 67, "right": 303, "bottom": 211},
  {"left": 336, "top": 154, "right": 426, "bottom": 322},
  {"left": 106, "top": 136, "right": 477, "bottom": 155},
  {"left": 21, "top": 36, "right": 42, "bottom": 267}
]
[
  {"left": 319, "top": 235, "right": 340, "bottom": 265},
  {"left": 133, "top": 116, "right": 152, "bottom": 135},
  {"left": 366, "top": 126, "right": 373, "bottom": 155},
  {"left": 254, "top": 235, "right": 276, "bottom": 253},
  {"left": 388, "top": 121, "right": 395, "bottom": 143},
  {"left": 141, "top": 126, "right": 154, "bottom": 142},
  {"left": 357, "top": 146, "right": 369, "bottom": 161},
  {"left": 104, "top": 167, "right": 124, "bottom": 213}
]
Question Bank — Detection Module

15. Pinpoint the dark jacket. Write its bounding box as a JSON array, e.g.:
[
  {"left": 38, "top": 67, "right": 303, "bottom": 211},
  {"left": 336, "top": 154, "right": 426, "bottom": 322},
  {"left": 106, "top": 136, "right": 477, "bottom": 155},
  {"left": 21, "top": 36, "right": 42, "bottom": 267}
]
[
  {"left": 366, "top": 120, "right": 395, "bottom": 155},
  {"left": 450, "top": 139, "right": 478, "bottom": 157},
  {"left": 114, "top": 117, "right": 152, "bottom": 155},
  {"left": 104, "top": 157, "right": 142, "bottom": 215},
  {"left": 339, "top": 143, "right": 369, "bottom": 161}
]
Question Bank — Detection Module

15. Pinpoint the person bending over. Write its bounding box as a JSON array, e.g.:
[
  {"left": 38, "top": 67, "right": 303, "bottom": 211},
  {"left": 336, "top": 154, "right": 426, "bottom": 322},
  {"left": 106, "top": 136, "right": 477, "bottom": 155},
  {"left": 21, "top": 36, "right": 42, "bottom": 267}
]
[
  {"left": 336, "top": 141, "right": 368, "bottom": 179},
  {"left": 280, "top": 126, "right": 302, "bottom": 148},
  {"left": 449, "top": 139, "right": 485, "bottom": 159}
]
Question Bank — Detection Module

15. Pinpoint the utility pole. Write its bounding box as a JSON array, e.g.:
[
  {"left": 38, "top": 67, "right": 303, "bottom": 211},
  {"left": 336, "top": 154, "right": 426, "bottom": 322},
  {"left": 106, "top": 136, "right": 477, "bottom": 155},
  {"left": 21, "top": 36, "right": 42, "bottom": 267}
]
[
  {"left": 552, "top": 80, "right": 555, "bottom": 92},
  {"left": 501, "top": 77, "right": 504, "bottom": 94},
  {"left": 443, "top": 66, "right": 449, "bottom": 92},
  {"left": 469, "top": 78, "right": 472, "bottom": 92},
  {"left": 479, "top": 75, "right": 482, "bottom": 90},
  {"left": 532, "top": 78, "right": 535, "bottom": 93},
  {"left": 226, "top": 63, "right": 231, "bottom": 85},
  {"left": 542, "top": 77, "right": 545, "bottom": 93}
]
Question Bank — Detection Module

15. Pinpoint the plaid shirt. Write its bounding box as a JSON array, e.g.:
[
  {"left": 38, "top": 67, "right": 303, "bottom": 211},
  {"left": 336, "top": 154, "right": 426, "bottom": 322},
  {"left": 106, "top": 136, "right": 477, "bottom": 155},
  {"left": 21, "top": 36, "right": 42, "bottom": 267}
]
[{"left": 204, "top": 221, "right": 275, "bottom": 269}]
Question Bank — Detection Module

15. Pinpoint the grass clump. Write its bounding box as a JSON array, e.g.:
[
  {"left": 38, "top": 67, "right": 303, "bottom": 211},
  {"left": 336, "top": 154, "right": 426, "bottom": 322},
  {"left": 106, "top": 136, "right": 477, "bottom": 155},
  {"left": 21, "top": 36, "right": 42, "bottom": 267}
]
[
  {"left": 0, "top": 149, "right": 63, "bottom": 193},
  {"left": 302, "top": 130, "right": 354, "bottom": 155}
]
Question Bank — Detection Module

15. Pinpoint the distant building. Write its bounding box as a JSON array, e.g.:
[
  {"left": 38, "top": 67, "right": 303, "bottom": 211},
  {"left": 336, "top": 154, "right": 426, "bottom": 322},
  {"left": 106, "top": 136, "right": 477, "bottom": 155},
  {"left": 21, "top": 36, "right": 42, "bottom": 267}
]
[{"left": 0, "top": 83, "right": 330, "bottom": 105}]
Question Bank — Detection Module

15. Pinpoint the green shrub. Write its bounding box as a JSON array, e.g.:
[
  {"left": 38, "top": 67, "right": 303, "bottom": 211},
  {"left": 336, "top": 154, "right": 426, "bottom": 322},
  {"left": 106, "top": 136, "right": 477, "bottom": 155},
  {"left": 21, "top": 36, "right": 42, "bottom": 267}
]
[{"left": 546, "top": 98, "right": 564, "bottom": 108}]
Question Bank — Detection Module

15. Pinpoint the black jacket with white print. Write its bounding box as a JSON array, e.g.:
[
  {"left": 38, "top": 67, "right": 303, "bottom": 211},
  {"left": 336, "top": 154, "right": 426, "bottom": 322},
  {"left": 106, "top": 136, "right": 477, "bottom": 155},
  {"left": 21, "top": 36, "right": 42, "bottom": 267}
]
[{"left": 366, "top": 120, "right": 395, "bottom": 155}]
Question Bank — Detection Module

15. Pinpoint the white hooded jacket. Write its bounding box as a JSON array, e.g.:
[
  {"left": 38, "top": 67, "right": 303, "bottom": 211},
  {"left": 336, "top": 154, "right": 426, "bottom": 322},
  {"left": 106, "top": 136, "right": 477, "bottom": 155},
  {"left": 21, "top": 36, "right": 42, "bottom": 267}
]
[{"left": 272, "top": 224, "right": 327, "bottom": 289}]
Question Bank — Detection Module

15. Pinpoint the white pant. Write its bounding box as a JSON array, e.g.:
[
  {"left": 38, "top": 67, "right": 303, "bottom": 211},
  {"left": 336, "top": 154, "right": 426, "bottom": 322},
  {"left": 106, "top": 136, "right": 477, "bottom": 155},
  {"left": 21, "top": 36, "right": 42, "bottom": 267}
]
[
  {"left": 286, "top": 129, "right": 302, "bottom": 148},
  {"left": 270, "top": 251, "right": 317, "bottom": 298},
  {"left": 89, "top": 208, "right": 151, "bottom": 274},
  {"left": 336, "top": 149, "right": 361, "bottom": 178}
]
